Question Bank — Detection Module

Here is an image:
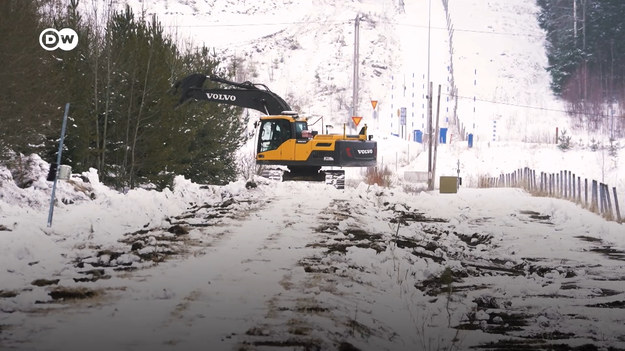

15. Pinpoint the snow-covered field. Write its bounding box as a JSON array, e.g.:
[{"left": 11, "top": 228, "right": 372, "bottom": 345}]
[{"left": 1, "top": 156, "right": 624, "bottom": 350}]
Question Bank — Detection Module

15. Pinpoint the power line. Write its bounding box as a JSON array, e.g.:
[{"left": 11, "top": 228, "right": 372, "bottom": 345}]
[
  {"left": 161, "top": 17, "right": 543, "bottom": 39},
  {"left": 391, "top": 21, "right": 544, "bottom": 38},
  {"left": 163, "top": 20, "right": 350, "bottom": 28},
  {"left": 447, "top": 92, "right": 614, "bottom": 119}
]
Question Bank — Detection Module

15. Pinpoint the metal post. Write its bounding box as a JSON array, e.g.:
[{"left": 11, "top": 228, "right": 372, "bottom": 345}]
[
  {"left": 427, "top": 0, "right": 431, "bottom": 95},
  {"left": 48, "top": 103, "right": 70, "bottom": 227},
  {"left": 432, "top": 84, "right": 441, "bottom": 190},
  {"left": 427, "top": 82, "right": 434, "bottom": 190},
  {"left": 352, "top": 14, "right": 360, "bottom": 133}
]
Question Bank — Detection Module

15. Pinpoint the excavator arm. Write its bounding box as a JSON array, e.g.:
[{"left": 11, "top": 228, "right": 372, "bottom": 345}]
[{"left": 174, "top": 73, "right": 292, "bottom": 115}]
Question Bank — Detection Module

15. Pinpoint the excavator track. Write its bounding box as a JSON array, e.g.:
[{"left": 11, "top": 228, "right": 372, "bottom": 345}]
[
  {"left": 259, "top": 167, "right": 345, "bottom": 189},
  {"left": 259, "top": 167, "right": 283, "bottom": 181},
  {"left": 324, "top": 170, "right": 345, "bottom": 189}
]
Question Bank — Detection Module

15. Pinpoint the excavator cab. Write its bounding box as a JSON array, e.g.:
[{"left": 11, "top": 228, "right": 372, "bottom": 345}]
[{"left": 258, "top": 118, "right": 292, "bottom": 152}]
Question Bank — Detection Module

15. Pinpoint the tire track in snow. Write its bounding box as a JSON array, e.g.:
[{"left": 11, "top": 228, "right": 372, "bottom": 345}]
[
  {"left": 3, "top": 182, "right": 340, "bottom": 351},
  {"left": 123, "top": 182, "right": 343, "bottom": 350}
]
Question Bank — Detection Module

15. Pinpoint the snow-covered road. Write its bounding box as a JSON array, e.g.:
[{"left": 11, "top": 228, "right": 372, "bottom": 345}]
[{"left": 2, "top": 176, "right": 625, "bottom": 350}]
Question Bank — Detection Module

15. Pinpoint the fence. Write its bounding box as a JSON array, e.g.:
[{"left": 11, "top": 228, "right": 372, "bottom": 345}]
[{"left": 479, "top": 167, "right": 622, "bottom": 223}]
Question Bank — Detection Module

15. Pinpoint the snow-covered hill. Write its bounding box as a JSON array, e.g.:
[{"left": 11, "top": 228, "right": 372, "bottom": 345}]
[
  {"left": 112, "top": 0, "right": 623, "bottom": 189},
  {"left": 112, "top": 0, "right": 567, "bottom": 141}
]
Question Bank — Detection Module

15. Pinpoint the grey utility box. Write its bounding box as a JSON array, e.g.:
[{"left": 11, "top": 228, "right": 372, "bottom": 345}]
[{"left": 58, "top": 165, "right": 72, "bottom": 181}]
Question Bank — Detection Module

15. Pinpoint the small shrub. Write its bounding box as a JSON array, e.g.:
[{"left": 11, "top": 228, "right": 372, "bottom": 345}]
[
  {"left": 557, "top": 129, "right": 572, "bottom": 151},
  {"left": 608, "top": 138, "right": 620, "bottom": 157},
  {"left": 363, "top": 165, "right": 392, "bottom": 187},
  {"left": 589, "top": 138, "right": 600, "bottom": 152},
  {"left": 7, "top": 153, "right": 40, "bottom": 188}
]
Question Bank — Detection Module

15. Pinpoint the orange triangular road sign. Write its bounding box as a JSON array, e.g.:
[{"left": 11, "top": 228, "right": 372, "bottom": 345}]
[
  {"left": 352, "top": 116, "right": 363, "bottom": 127},
  {"left": 371, "top": 100, "right": 378, "bottom": 110}
]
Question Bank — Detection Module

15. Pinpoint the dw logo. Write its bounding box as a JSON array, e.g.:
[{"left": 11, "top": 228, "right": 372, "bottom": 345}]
[{"left": 39, "top": 28, "right": 78, "bottom": 51}]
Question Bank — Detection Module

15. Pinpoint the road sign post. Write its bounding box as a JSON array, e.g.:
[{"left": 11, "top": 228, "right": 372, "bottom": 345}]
[{"left": 47, "top": 103, "right": 70, "bottom": 227}]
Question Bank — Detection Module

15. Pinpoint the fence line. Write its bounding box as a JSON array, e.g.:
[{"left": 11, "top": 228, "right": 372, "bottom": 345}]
[{"left": 480, "top": 167, "right": 622, "bottom": 223}]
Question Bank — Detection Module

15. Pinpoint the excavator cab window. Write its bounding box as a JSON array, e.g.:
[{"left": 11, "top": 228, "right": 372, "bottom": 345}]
[
  {"left": 258, "top": 119, "right": 292, "bottom": 152},
  {"left": 295, "top": 121, "right": 308, "bottom": 139}
]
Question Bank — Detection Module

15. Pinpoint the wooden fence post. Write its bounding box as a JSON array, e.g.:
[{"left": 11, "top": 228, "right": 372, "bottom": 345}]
[
  {"left": 568, "top": 171, "right": 572, "bottom": 199},
  {"left": 564, "top": 170, "right": 568, "bottom": 199},
  {"left": 605, "top": 184, "right": 613, "bottom": 219},
  {"left": 613, "top": 187, "right": 622, "bottom": 222},
  {"left": 599, "top": 182, "right": 605, "bottom": 214},
  {"left": 592, "top": 180, "right": 598, "bottom": 212},
  {"left": 585, "top": 179, "right": 588, "bottom": 207},
  {"left": 577, "top": 176, "right": 581, "bottom": 203}
]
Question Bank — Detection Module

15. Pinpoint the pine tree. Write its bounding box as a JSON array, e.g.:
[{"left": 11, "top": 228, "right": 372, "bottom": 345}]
[
  {"left": 0, "top": 0, "right": 64, "bottom": 159},
  {"left": 1, "top": 2, "right": 250, "bottom": 187},
  {"left": 537, "top": 0, "right": 625, "bottom": 134}
]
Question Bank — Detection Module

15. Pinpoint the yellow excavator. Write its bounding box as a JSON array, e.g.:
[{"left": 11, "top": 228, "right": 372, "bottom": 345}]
[{"left": 174, "top": 74, "right": 377, "bottom": 188}]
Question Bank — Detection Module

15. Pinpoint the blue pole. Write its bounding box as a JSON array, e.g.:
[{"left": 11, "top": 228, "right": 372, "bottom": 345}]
[{"left": 47, "top": 103, "right": 70, "bottom": 227}]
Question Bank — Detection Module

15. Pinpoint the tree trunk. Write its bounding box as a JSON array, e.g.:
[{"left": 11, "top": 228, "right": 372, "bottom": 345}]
[{"left": 130, "top": 48, "right": 154, "bottom": 188}]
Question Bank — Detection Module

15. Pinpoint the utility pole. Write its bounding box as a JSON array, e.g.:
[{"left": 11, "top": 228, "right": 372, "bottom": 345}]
[
  {"left": 426, "top": 0, "right": 433, "bottom": 161},
  {"left": 432, "top": 84, "right": 442, "bottom": 190},
  {"left": 352, "top": 14, "right": 360, "bottom": 132},
  {"left": 581, "top": 0, "right": 587, "bottom": 101},
  {"left": 427, "top": 0, "right": 431, "bottom": 90},
  {"left": 427, "top": 82, "right": 434, "bottom": 190},
  {"left": 573, "top": 0, "right": 577, "bottom": 42}
]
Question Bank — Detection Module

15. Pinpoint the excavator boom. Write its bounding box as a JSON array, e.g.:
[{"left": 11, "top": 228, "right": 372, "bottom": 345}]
[{"left": 175, "top": 74, "right": 291, "bottom": 115}]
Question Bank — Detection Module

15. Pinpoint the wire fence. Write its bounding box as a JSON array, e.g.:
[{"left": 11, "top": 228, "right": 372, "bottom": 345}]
[{"left": 479, "top": 167, "right": 622, "bottom": 223}]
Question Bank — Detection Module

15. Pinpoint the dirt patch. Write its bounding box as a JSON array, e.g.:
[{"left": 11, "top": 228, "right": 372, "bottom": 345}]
[
  {"left": 462, "top": 262, "right": 524, "bottom": 277},
  {"left": 73, "top": 269, "right": 111, "bottom": 283},
  {"left": 575, "top": 235, "right": 602, "bottom": 243},
  {"left": 47, "top": 287, "right": 99, "bottom": 301},
  {"left": 586, "top": 300, "right": 625, "bottom": 308},
  {"left": 0, "top": 290, "right": 18, "bottom": 298},
  {"left": 308, "top": 227, "right": 386, "bottom": 254},
  {"left": 472, "top": 339, "right": 599, "bottom": 350},
  {"left": 315, "top": 222, "right": 339, "bottom": 234},
  {"left": 390, "top": 210, "right": 448, "bottom": 224},
  {"left": 337, "top": 342, "right": 361, "bottom": 351},
  {"left": 294, "top": 305, "right": 329, "bottom": 314},
  {"left": 589, "top": 246, "right": 625, "bottom": 261},
  {"left": 31, "top": 279, "right": 60, "bottom": 287},
  {"left": 415, "top": 267, "right": 468, "bottom": 296},
  {"left": 525, "top": 263, "right": 577, "bottom": 278},
  {"left": 456, "top": 232, "right": 492, "bottom": 247},
  {"left": 519, "top": 210, "right": 553, "bottom": 224},
  {"left": 247, "top": 339, "right": 322, "bottom": 350}
]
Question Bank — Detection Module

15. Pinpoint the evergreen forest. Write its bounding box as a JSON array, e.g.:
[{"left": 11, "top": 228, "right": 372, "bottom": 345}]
[
  {"left": 537, "top": 0, "right": 625, "bottom": 134},
  {"left": 0, "top": 0, "right": 247, "bottom": 189}
]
